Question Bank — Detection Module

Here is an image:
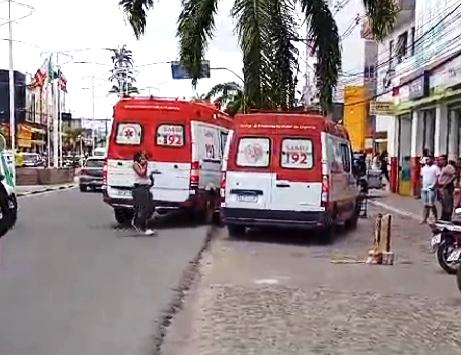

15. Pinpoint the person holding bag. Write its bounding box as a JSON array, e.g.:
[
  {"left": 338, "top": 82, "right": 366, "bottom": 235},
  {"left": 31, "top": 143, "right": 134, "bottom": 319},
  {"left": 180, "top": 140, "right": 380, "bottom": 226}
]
[{"left": 132, "top": 151, "right": 156, "bottom": 236}]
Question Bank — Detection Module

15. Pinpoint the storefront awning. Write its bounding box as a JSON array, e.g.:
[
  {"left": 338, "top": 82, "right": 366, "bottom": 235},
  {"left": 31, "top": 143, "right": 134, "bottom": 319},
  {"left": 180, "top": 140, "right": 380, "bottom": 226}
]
[{"left": 395, "top": 88, "right": 461, "bottom": 115}]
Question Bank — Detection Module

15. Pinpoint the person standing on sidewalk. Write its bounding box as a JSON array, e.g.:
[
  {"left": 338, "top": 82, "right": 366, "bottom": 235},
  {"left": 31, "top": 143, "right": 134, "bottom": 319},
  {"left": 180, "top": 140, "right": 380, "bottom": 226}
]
[
  {"left": 379, "top": 151, "right": 389, "bottom": 183},
  {"left": 132, "top": 151, "right": 156, "bottom": 236},
  {"left": 416, "top": 148, "right": 431, "bottom": 199},
  {"left": 419, "top": 157, "right": 440, "bottom": 224},
  {"left": 437, "top": 155, "right": 456, "bottom": 221}
]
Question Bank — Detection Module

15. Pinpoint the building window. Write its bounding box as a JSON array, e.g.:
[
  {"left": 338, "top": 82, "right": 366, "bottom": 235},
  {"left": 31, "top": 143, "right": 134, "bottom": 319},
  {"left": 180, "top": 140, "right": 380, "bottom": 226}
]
[
  {"left": 410, "top": 27, "right": 415, "bottom": 56},
  {"left": 369, "top": 65, "right": 375, "bottom": 78},
  {"left": 396, "top": 32, "right": 408, "bottom": 63}
]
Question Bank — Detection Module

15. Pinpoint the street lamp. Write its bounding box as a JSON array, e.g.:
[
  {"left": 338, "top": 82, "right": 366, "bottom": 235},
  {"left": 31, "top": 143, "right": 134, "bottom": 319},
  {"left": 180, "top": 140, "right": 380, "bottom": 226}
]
[{"left": 82, "top": 76, "right": 105, "bottom": 156}]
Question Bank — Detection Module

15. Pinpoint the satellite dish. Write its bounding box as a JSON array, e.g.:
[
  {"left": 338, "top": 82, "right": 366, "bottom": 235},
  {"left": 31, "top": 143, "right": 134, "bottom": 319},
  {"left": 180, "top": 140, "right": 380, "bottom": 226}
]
[{"left": 0, "top": 134, "right": 6, "bottom": 152}]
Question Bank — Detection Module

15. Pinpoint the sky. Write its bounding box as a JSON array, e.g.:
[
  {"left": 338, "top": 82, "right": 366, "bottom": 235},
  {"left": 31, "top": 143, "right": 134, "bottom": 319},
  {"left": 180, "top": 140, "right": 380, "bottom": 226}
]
[{"left": 0, "top": 0, "right": 364, "bottom": 126}]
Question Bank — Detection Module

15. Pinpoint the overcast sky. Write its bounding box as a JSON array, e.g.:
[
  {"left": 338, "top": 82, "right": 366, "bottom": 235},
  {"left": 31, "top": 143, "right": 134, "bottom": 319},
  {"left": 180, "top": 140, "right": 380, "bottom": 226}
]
[{"left": 0, "top": 0, "right": 364, "bottom": 123}]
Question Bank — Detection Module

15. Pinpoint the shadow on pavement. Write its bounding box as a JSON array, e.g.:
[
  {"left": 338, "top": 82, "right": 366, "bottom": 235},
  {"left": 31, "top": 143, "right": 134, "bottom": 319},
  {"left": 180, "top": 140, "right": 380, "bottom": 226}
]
[
  {"left": 227, "top": 224, "right": 356, "bottom": 247},
  {"left": 110, "top": 211, "right": 201, "bottom": 231}
]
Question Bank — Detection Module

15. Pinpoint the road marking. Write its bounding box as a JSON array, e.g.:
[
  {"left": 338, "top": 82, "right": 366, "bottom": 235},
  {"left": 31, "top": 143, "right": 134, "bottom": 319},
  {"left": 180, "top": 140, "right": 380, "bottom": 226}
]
[
  {"left": 369, "top": 200, "right": 421, "bottom": 221},
  {"left": 254, "top": 279, "right": 279, "bottom": 285}
]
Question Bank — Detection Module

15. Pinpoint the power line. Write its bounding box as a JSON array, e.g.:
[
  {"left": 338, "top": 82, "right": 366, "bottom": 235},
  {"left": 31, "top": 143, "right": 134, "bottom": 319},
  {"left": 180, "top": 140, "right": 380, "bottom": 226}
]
[
  {"left": 343, "top": 48, "right": 461, "bottom": 107},
  {"left": 342, "top": 3, "right": 461, "bottom": 77}
]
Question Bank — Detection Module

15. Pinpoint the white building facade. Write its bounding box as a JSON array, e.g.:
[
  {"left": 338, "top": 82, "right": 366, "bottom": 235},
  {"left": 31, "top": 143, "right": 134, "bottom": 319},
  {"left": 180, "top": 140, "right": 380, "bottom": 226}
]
[{"left": 384, "top": 0, "right": 461, "bottom": 195}]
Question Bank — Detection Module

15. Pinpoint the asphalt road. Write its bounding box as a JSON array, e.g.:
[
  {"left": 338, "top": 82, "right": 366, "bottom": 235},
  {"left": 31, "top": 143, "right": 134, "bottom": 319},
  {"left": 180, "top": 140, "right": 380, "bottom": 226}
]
[{"left": 0, "top": 189, "right": 210, "bottom": 355}]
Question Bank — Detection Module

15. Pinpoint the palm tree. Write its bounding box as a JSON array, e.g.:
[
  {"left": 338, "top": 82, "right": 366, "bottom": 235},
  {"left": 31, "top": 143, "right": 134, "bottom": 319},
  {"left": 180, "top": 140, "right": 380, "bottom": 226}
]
[
  {"left": 108, "top": 44, "right": 138, "bottom": 96},
  {"left": 63, "top": 127, "right": 84, "bottom": 153},
  {"left": 204, "top": 82, "right": 244, "bottom": 117},
  {"left": 119, "top": 0, "right": 397, "bottom": 110},
  {"left": 110, "top": 45, "right": 134, "bottom": 68},
  {"left": 108, "top": 82, "right": 140, "bottom": 95}
]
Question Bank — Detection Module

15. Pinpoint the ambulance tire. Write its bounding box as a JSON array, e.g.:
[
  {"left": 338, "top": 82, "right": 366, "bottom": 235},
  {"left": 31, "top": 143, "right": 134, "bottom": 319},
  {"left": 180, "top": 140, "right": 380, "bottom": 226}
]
[
  {"left": 318, "top": 217, "right": 336, "bottom": 245},
  {"left": 192, "top": 192, "right": 215, "bottom": 225},
  {"left": 227, "top": 224, "right": 246, "bottom": 238},
  {"left": 344, "top": 210, "right": 358, "bottom": 230},
  {"left": 114, "top": 208, "right": 134, "bottom": 226}
]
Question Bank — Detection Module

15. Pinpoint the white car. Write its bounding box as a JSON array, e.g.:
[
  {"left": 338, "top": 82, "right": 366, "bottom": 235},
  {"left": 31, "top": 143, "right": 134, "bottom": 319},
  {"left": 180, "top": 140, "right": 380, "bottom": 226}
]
[{"left": 0, "top": 142, "right": 18, "bottom": 237}]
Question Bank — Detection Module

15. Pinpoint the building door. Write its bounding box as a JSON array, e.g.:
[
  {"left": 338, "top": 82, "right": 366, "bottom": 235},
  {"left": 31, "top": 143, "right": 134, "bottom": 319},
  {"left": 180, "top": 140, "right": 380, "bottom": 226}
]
[{"left": 397, "top": 114, "right": 412, "bottom": 195}]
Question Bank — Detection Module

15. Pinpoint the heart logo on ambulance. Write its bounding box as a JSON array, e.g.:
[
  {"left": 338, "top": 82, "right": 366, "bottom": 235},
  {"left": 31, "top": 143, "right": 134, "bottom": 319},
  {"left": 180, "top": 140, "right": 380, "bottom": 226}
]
[{"left": 244, "top": 143, "right": 263, "bottom": 163}]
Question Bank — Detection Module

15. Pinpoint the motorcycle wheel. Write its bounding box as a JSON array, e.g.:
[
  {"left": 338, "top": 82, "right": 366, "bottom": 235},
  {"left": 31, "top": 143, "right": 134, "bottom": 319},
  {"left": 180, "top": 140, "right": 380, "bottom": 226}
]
[
  {"left": 437, "top": 242, "right": 459, "bottom": 275},
  {"left": 457, "top": 264, "right": 461, "bottom": 292}
]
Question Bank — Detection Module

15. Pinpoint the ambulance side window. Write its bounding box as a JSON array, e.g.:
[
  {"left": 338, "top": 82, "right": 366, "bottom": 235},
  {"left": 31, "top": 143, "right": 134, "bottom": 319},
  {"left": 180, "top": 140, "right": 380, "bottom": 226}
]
[
  {"left": 220, "top": 131, "right": 228, "bottom": 157},
  {"left": 340, "top": 143, "right": 352, "bottom": 172}
]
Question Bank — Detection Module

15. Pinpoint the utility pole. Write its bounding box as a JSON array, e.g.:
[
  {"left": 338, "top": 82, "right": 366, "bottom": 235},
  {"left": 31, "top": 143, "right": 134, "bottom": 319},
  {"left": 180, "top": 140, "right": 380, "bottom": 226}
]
[
  {"left": 91, "top": 76, "right": 95, "bottom": 155},
  {"left": 8, "top": 0, "right": 15, "bottom": 184},
  {"left": 53, "top": 53, "right": 59, "bottom": 168}
]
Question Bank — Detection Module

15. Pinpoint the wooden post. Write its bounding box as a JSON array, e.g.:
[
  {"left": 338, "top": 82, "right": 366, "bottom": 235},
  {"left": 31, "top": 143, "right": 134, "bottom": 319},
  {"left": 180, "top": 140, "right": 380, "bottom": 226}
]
[
  {"left": 374, "top": 213, "right": 382, "bottom": 251},
  {"left": 385, "top": 214, "right": 392, "bottom": 252}
]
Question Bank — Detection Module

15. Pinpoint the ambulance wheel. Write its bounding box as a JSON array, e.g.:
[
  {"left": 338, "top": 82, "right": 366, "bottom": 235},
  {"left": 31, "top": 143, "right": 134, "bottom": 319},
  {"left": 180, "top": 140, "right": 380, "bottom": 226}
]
[
  {"left": 344, "top": 211, "right": 358, "bottom": 230},
  {"left": 114, "top": 208, "right": 134, "bottom": 226},
  {"left": 203, "top": 199, "right": 214, "bottom": 225},
  {"left": 227, "top": 224, "right": 245, "bottom": 238},
  {"left": 318, "top": 218, "right": 335, "bottom": 245},
  {"left": 191, "top": 196, "right": 215, "bottom": 225}
]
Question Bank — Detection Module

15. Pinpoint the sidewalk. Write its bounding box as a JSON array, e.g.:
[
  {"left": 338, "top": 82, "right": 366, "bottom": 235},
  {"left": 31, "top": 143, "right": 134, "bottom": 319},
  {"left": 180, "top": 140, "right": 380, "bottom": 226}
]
[
  {"left": 368, "top": 189, "right": 434, "bottom": 220},
  {"left": 160, "top": 208, "right": 460, "bottom": 355},
  {"left": 16, "top": 180, "right": 77, "bottom": 197}
]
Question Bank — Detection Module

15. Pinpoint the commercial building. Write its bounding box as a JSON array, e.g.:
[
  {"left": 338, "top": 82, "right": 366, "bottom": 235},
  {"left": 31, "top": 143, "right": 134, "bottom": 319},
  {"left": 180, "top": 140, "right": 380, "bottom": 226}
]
[
  {"left": 385, "top": 0, "right": 461, "bottom": 195},
  {"left": 0, "top": 68, "right": 69, "bottom": 153}
]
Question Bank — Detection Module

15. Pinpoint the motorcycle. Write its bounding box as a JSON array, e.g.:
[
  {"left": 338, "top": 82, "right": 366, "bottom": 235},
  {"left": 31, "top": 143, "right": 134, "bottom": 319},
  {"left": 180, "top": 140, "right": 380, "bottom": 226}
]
[{"left": 430, "top": 208, "right": 461, "bottom": 275}]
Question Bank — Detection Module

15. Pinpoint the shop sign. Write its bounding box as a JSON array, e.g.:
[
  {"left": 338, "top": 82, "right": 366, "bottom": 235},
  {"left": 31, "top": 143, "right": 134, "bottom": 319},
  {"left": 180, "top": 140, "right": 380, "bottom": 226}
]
[
  {"left": 408, "top": 71, "right": 430, "bottom": 100},
  {"left": 430, "top": 55, "right": 461, "bottom": 89},
  {"left": 370, "top": 101, "right": 394, "bottom": 115}
]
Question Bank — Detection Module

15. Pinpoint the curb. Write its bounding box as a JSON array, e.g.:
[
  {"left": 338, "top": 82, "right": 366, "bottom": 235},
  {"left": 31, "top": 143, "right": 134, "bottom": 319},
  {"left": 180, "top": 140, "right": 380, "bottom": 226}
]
[
  {"left": 369, "top": 199, "right": 421, "bottom": 221},
  {"left": 151, "top": 225, "right": 219, "bottom": 355},
  {"left": 16, "top": 184, "right": 77, "bottom": 197}
]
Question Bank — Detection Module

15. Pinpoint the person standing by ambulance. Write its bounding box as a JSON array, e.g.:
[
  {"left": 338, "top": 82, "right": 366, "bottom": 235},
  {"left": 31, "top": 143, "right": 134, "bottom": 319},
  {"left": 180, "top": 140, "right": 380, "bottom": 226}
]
[{"left": 132, "top": 151, "right": 156, "bottom": 236}]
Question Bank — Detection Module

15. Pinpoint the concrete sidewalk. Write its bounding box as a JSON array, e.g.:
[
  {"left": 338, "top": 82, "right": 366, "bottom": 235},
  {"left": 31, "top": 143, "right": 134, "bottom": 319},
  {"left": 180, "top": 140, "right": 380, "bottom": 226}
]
[
  {"left": 368, "top": 189, "right": 435, "bottom": 221},
  {"left": 16, "top": 183, "right": 77, "bottom": 197},
  {"left": 160, "top": 207, "right": 460, "bottom": 355}
]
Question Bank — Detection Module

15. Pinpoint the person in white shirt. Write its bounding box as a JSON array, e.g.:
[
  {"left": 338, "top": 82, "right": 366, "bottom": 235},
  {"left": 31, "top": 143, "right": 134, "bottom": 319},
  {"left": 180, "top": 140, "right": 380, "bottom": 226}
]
[
  {"left": 132, "top": 151, "right": 156, "bottom": 236},
  {"left": 420, "top": 157, "right": 440, "bottom": 224}
]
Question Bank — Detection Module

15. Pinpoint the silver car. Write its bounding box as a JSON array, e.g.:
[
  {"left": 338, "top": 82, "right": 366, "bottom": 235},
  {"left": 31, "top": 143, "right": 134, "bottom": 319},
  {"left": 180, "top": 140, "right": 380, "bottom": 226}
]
[{"left": 79, "top": 157, "right": 105, "bottom": 192}]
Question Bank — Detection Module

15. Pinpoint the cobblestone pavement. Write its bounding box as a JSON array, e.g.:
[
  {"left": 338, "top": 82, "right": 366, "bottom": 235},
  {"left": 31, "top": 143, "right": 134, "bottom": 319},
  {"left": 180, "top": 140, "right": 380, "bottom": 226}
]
[{"left": 161, "top": 202, "right": 461, "bottom": 355}]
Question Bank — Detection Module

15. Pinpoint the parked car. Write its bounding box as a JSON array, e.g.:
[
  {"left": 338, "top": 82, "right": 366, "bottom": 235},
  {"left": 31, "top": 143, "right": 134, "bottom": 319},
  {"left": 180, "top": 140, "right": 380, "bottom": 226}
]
[
  {"left": 102, "top": 96, "right": 233, "bottom": 225},
  {"left": 94, "top": 147, "right": 106, "bottom": 157},
  {"left": 20, "top": 153, "right": 43, "bottom": 167},
  {"left": 80, "top": 157, "right": 105, "bottom": 192},
  {"left": 220, "top": 112, "right": 360, "bottom": 240}
]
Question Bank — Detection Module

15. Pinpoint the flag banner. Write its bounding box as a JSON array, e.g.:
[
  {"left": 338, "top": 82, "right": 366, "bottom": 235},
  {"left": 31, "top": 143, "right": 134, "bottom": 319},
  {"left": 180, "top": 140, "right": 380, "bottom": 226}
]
[
  {"left": 33, "top": 59, "right": 48, "bottom": 87},
  {"left": 58, "top": 70, "right": 67, "bottom": 93}
]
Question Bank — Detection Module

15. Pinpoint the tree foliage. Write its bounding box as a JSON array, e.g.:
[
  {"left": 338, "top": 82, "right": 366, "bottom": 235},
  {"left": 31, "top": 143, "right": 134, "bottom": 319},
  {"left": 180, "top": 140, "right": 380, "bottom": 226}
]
[{"left": 120, "top": 0, "right": 397, "bottom": 110}]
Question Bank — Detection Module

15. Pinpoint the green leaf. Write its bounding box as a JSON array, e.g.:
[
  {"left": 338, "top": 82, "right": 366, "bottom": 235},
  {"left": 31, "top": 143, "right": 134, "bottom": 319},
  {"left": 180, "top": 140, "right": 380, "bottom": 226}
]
[
  {"left": 300, "top": 0, "right": 341, "bottom": 111},
  {"left": 177, "top": 0, "right": 220, "bottom": 87}
]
